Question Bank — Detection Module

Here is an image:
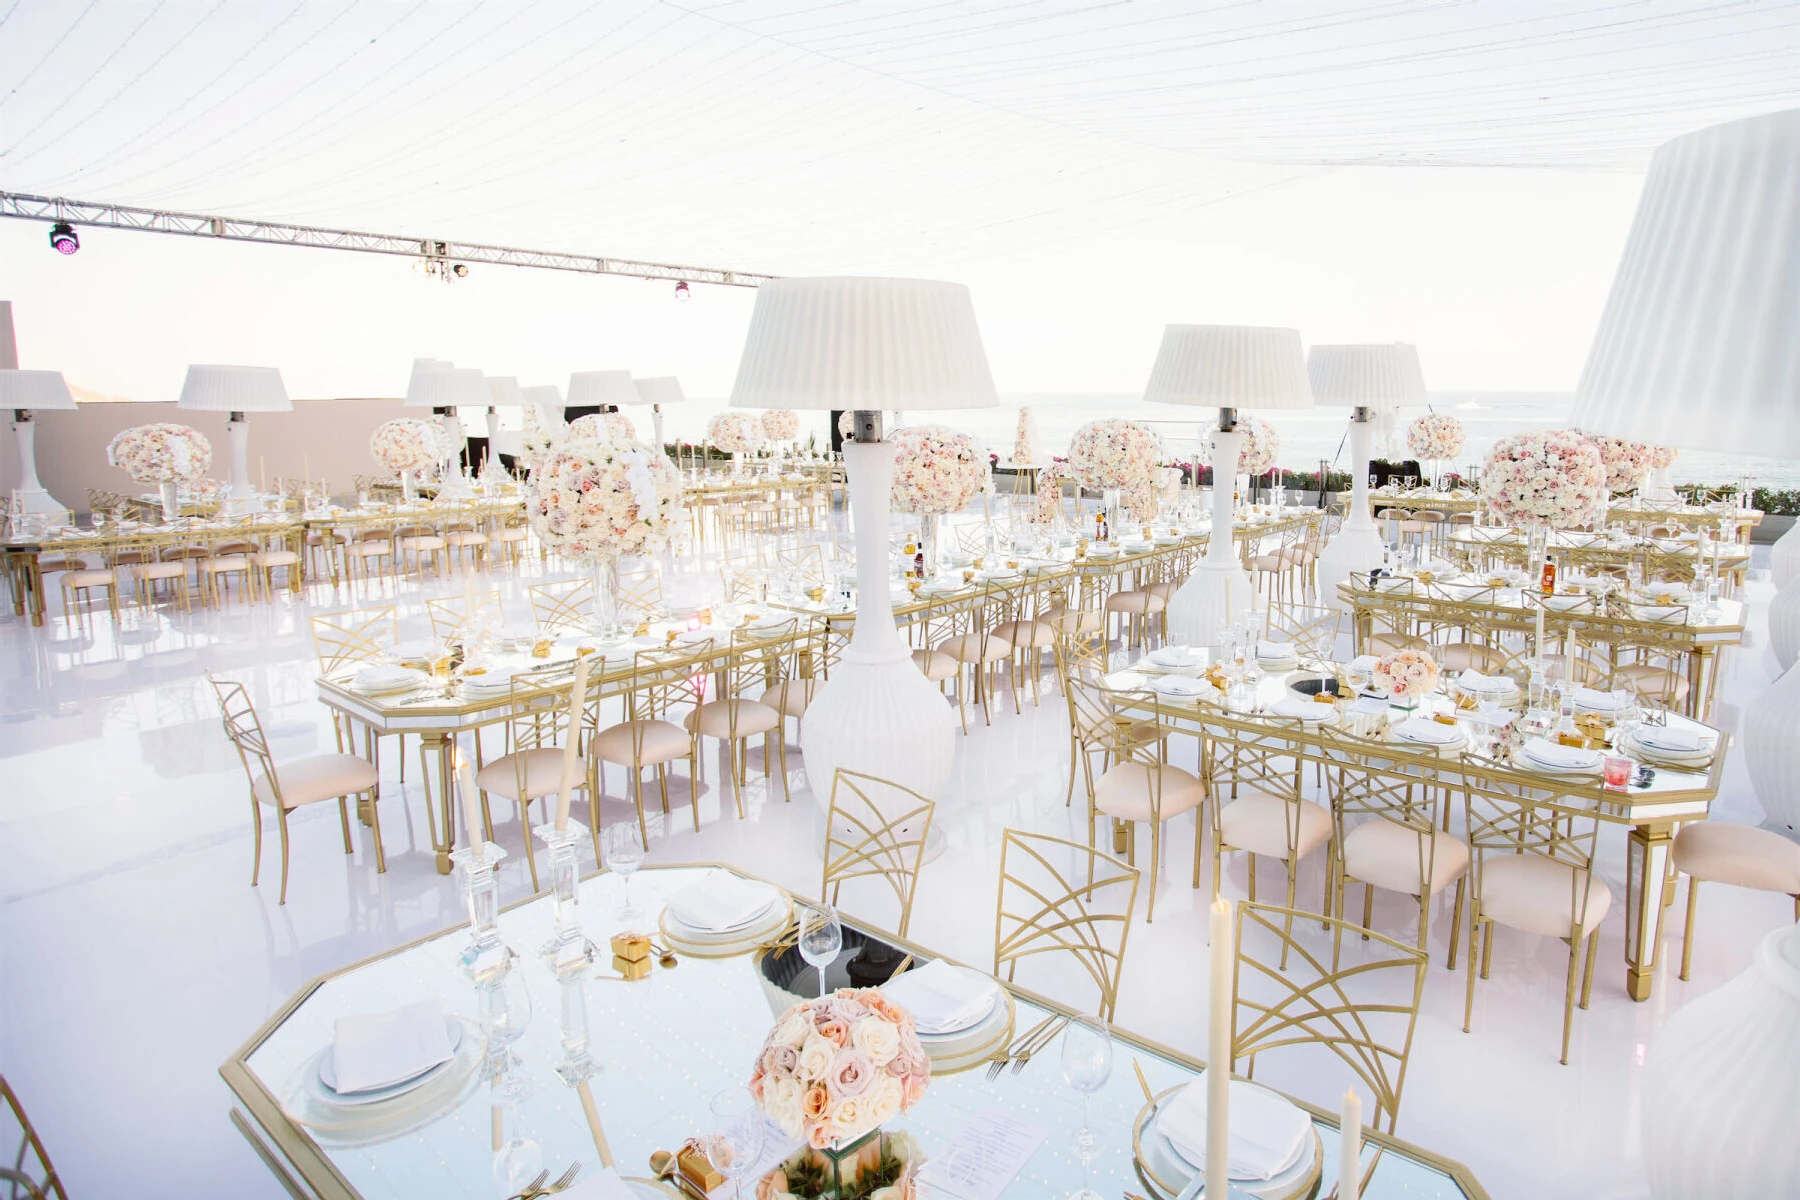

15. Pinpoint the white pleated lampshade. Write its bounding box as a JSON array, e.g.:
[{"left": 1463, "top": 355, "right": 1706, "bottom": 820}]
[
  {"left": 566, "top": 371, "right": 639, "bottom": 409},
  {"left": 0, "top": 369, "right": 77, "bottom": 411},
  {"left": 632, "top": 376, "right": 687, "bottom": 407},
  {"left": 521, "top": 384, "right": 564, "bottom": 410},
  {"left": 1144, "top": 325, "right": 1314, "bottom": 410},
  {"left": 176, "top": 364, "right": 291, "bottom": 412},
  {"left": 485, "top": 375, "right": 525, "bottom": 407},
  {"left": 406, "top": 365, "right": 488, "bottom": 409},
  {"left": 1574, "top": 108, "right": 1800, "bottom": 456},
  {"left": 729, "top": 277, "right": 997, "bottom": 411},
  {"left": 1306, "top": 343, "right": 1429, "bottom": 409}
]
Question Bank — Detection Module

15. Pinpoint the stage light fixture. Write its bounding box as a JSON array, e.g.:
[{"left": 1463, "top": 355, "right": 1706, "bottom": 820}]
[
  {"left": 48, "top": 222, "right": 79, "bottom": 255},
  {"left": 452, "top": 263, "right": 468, "bottom": 277},
  {"left": 674, "top": 280, "right": 690, "bottom": 301}
]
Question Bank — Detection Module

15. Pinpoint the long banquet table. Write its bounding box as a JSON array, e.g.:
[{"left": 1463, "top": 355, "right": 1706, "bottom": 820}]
[
  {"left": 222, "top": 864, "right": 1491, "bottom": 1200},
  {"left": 1099, "top": 656, "right": 1727, "bottom": 1003}
]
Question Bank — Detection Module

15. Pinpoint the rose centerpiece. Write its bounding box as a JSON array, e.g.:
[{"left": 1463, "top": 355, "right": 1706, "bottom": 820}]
[
  {"left": 1371, "top": 648, "right": 1440, "bottom": 704},
  {"left": 761, "top": 409, "right": 800, "bottom": 443},
  {"left": 370, "top": 418, "right": 446, "bottom": 500},
  {"left": 568, "top": 411, "right": 637, "bottom": 443},
  {"left": 1232, "top": 415, "right": 1280, "bottom": 480},
  {"left": 1407, "top": 414, "right": 1465, "bottom": 481},
  {"left": 525, "top": 434, "right": 684, "bottom": 635},
  {"left": 1586, "top": 434, "right": 1653, "bottom": 494},
  {"left": 1013, "top": 407, "right": 1037, "bottom": 465},
  {"left": 750, "top": 988, "right": 929, "bottom": 1198},
  {"left": 1034, "top": 460, "right": 1069, "bottom": 526},
  {"left": 710, "top": 411, "right": 764, "bottom": 474},
  {"left": 107, "top": 423, "right": 214, "bottom": 520},
  {"left": 1070, "top": 419, "right": 1160, "bottom": 534},
  {"left": 1482, "top": 429, "right": 1606, "bottom": 585},
  {"left": 890, "top": 425, "right": 987, "bottom": 571}
]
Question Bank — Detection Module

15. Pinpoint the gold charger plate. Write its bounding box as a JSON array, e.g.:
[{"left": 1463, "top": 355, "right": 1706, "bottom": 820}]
[
  {"left": 1131, "top": 1085, "right": 1323, "bottom": 1200},
  {"left": 657, "top": 895, "right": 794, "bottom": 960}
]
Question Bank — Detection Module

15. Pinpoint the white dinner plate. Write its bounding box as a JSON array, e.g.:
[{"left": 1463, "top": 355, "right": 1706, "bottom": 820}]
[
  {"left": 1141, "top": 1078, "right": 1316, "bottom": 1191},
  {"left": 310, "top": 1019, "right": 465, "bottom": 1108},
  {"left": 1151, "top": 676, "right": 1209, "bottom": 699},
  {"left": 1392, "top": 718, "right": 1462, "bottom": 746}
]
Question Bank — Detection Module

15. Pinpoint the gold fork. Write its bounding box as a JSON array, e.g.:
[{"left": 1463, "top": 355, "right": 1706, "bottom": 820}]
[
  {"left": 1011, "top": 1015, "right": 1069, "bottom": 1075},
  {"left": 986, "top": 1012, "right": 1055, "bottom": 1080},
  {"left": 514, "top": 1162, "right": 580, "bottom": 1200},
  {"left": 504, "top": 1170, "right": 548, "bottom": 1200}
]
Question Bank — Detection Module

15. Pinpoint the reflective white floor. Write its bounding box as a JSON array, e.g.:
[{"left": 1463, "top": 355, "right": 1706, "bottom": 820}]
[{"left": 1, "top": 540, "right": 1790, "bottom": 1200}]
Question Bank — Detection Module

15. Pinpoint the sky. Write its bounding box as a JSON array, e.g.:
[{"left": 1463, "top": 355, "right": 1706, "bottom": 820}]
[{"left": 1, "top": 1, "right": 1794, "bottom": 401}]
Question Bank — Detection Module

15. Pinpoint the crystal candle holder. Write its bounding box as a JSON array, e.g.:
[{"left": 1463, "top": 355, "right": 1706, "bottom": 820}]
[
  {"left": 552, "top": 970, "right": 601, "bottom": 1087},
  {"left": 534, "top": 821, "right": 599, "bottom": 974},
  {"left": 450, "top": 841, "right": 513, "bottom": 982}
]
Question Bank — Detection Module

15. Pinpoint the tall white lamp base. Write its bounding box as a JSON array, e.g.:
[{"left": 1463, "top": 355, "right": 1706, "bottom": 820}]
[
  {"left": 1314, "top": 523, "right": 1386, "bottom": 611},
  {"left": 1165, "top": 558, "right": 1257, "bottom": 648},
  {"left": 1743, "top": 663, "right": 1800, "bottom": 832}
]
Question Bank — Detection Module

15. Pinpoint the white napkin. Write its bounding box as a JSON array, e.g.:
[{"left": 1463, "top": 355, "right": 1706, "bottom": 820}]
[
  {"left": 1160, "top": 1077, "right": 1311, "bottom": 1181},
  {"left": 1522, "top": 738, "right": 1602, "bottom": 769},
  {"left": 1392, "top": 717, "right": 1461, "bottom": 745},
  {"left": 665, "top": 872, "right": 778, "bottom": 931},
  {"left": 1149, "top": 647, "right": 1201, "bottom": 667},
  {"left": 1256, "top": 640, "right": 1297, "bottom": 660},
  {"left": 1635, "top": 726, "right": 1707, "bottom": 753},
  {"left": 1152, "top": 676, "right": 1209, "bottom": 698},
  {"left": 330, "top": 1000, "right": 452, "bottom": 1095},
  {"left": 1571, "top": 687, "right": 1621, "bottom": 712},
  {"left": 556, "top": 1168, "right": 636, "bottom": 1200},
  {"left": 351, "top": 664, "right": 425, "bottom": 691},
  {"left": 1269, "top": 696, "right": 1334, "bottom": 722},
  {"left": 882, "top": 960, "right": 1000, "bottom": 1034},
  {"left": 1457, "top": 670, "right": 1513, "bottom": 694}
]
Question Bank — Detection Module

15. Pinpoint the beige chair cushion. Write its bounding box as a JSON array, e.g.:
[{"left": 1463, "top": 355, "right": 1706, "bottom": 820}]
[
  {"left": 137, "top": 562, "right": 188, "bottom": 581},
  {"left": 446, "top": 531, "right": 488, "bottom": 547},
  {"left": 476, "top": 747, "right": 586, "bottom": 801},
  {"left": 1343, "top": 819, "right": 1470, "bottom": 897},
  {"left": 1480, "top": 854, "right": 1611, "bottom": 938},
  {"left": 1219, "top": 794, "right": 1333, "bottom": 860},
  {"left": 400, "top": 535, "right": 446, "bottom": 550},
  {"left": 1617, "top": 663, "right": 1690, "bottom": 704},
  {"left": 251, "top": 551, "right": 300, "bottom": 566},
  {"left": 1147, "top": 581, "right": 1179, "bottom": 600},
  {"left": 760, "top": 678, "right": 818, "bottom": 717},
  {"left": 205, "top": 555, "right": 250, "bottom": 572},
  {"left": 1105, "top": 590, "right": 1165, "bottom": 615},
  {"left": 62, "top": 569, "right": 115, "bottom": 589},
  {"left": 352, "top": 541, "right": 392, "bottom": 557},
  {"left": 993, "top": 619, "right": 1055, "bottom": 648},
  {"left": 912, "top": 648, "right": 958, "bottom": 682},
  {"left": 686, "top": 698, "right": 781, "bottom": 739},
  {"left": 1047, "top": 607, "right": 1104, "bottom": 636},
  {"left": 938, "top": 631, "right": 1012, "bottom": 663},
  {"left": 1675, "top": 821, "right": 1800, "bottom": 893},
  {"left": 254, "top": 753, "right": 378, "bottom": 808},
  {"left": 492, "top": 527, "right": 530, "bottom": 543},
  {"left": 1093, "top": 761, "right": 1204, "bottom": 823},
  {"left": 592, "top": 719, "right": 690, "bottom": 766}
]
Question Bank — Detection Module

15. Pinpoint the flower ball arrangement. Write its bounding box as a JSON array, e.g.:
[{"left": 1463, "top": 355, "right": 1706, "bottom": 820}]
[
  {"left": 106, "top": 424, "right": 213, "bottom": 484},
  {"left": 1231, "top": 416, "right": 1280, "bottom": 477},
  {"left": 1480, "top": 429, "right": 1606, "bottom": 528},
  {"left": 568, "top": 412, "right": 637, "bottom": 442},
  {"left": 368, "top": 418, "right": 445, "bottom": 472},
  {"left": 1649, "top": 445, "right": 1678, "bottom": 470},
  {"left": 889, "top": 426, "right": 987, "bottom": 515},
  {"left": 519, "top": 406, "right": 563, "bottom": 471},
  {"left": 1371, "top": 649, "right": 1440, "bottom": 700},
  {"left": 1033, "top": 461, "right": 1069, "bottom": 525},
  {"left": 1012, "top": 408, "right": 1037, "bottom": 465},
  {"left": 1069, "top": 419, "right": 1160, "bottom": 490},
  {"left": 525, "top": 435, "right": 684, "bottom": 560},
  {"left": 837, "top": 410, "right": 857, "bottom": 440},
  {"left": 761, "top": 409, "right": 800, "bottom": 442},
  {"left": 1407, "top": 414, "right": 1465, "bottom": 462},
  {"left": 709, "top": 411, "right": 764, "bottom": 455},
  {"left": 1586, "top": 435, "right": 1653, "bottom": 492}
]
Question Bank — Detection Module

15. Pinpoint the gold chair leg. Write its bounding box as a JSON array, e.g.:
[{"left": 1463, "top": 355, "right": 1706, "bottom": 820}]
[
  {"left": 1680, "top": 877, "right": 1699, "bottom": 981},
  {"left": 368, "top": 788, "right": 387, "bottom": 873},
  {"left": 337, "top": 797, "right": 353, "bottom": 853},
  {"left": 1560, "top": 936, "right": 1581, "bottom": 1065},
  {"left": 1463, "top": 914, "right": 1484, "bottom": 1034},
  {"left": 1580, "top": 929, "right": 1599, "bottom": 1010},
  {"left": 277, "top": 809, "right": 292, "bottom": 905},
  {"left": 521, "top": 799, "right": 540, "bottom": 892},
  {"left": 249, "top": 801, "right": 264, "bottom": 886},
  {"left": 1446, "top": 878, "right": 1466, "bottom": 970}
]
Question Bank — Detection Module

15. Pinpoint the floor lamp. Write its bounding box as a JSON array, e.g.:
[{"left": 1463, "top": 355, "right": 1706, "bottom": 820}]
[
  {"left": 631, "top": 376, "right": 687, "bottom": 460},
  {"left": 1, "top": 369, "right": 77, "bottom": 516},
  {"left": 405, "top": 363, "right": 489, "bottom": 485},
  {"left": 728, "top": 276, "right": 997, "bottom": 811},
  {"left": 1143, "top": 325, "right": 1314, "bottom": 646},
  {"left": 565, "top": 371, "right": 638, "bottom": 424},
  {"left": 176, "top": 365, "right": 290, "bottom": 514},
  {"left": 1308, "top": 343, "right": 1429, "bottom": 608}
]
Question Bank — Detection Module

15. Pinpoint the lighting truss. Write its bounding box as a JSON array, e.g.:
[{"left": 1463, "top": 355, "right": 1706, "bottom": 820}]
[{"left": 0, "top": 190, "right": 776, "bottom": 288}]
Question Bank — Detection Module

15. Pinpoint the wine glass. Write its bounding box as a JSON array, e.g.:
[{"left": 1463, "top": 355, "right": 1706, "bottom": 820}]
[
  {"left": 490, "top": 1056, "right": 542, "bottom": 1194},
  {"left": 796, "top": 902, "right": 842, "bottom": 999},
  {"left": 606, "top": 823, "right": 647, "bottom": 921},
  {"left": 706, "top": 1086, "right": 766, "bottom": 1200},
  {"left": 1061, "top": 1016, "right": 1113, "bottom": 1200}
]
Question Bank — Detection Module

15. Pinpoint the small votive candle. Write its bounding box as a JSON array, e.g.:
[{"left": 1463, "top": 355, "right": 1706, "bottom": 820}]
[{"left": 1603, "top": 755, "right": 1634, "bottom": 790}]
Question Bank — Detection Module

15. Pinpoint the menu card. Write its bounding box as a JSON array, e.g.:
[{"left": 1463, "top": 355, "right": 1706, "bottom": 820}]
[{"left": 916, "top": 1108, "right": 1047, "bottom": 1199}]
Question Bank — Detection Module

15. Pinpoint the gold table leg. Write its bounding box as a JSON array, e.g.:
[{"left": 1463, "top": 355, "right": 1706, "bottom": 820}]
[
  {"left": 421, "top": 732, "right": 457, "bottom": 874},
  {"left": 1624, "top": 820, "right": 1675, "bottom": 1001}
]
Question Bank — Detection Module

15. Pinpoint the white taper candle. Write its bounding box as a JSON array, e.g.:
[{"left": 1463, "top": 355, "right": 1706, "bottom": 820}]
[
  {"left": 1339, "top": 1088, "right": 1363, "bottom": 1200},
  {"left": 554, "top": 653, "right": 590, "bottom": 830},
  {"left": 456, "top": 740, "right": 484, "bottom": 860},
  {"left": 1207, "top": 896, "right": 1234, "bottom": 1199}
]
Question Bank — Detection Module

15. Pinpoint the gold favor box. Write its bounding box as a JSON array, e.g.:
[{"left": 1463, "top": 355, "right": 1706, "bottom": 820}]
[{"left": 609, "top": 932, "right": 652, "bottom": 964}]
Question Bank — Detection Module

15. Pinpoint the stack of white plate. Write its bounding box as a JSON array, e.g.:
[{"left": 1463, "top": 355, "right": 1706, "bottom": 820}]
[
  {"left": 1268, "top": 695, "right": 1337, "bottom": 724},
  {"left": 1145, "top": 647, "right": 1203, "bottom": 671},
  {"left": 350, "top": 664, "right": 429, "bottom": 695},
  {"left": 282, "top": 1015, "right": 483, "bottom": 1146},
  {"left": 1138, "top": 1075, "right": 1319, "bottom": 1198},
  {"left": 1255, "top": 641, "right": 1299, "bottom": 670},
  {"left": 1151, "top": 676, "right": 1210, "bottom": 700},
  {"left": 659, "top": 873, "right": 790, "bottom": 958},
  {"left": 881, "top": 961, "right": 1014, "bottom": 1074},
  {"left": 1621, "top": 725, "right": 1716, "bottom": 767},
  {"left": 1571, "top": 687, "right": 1625, "bottom": 716},
  {"left": 1518, "top": 737, "right": 1604, "bottom": 775},
  {"left": 1391, "top": 717, "right": 1466, "bottom": 751}
]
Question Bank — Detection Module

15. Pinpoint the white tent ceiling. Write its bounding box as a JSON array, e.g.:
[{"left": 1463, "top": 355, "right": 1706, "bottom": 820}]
[{"left": 3, "top": 0, "right": 1797, "bottom": 276}]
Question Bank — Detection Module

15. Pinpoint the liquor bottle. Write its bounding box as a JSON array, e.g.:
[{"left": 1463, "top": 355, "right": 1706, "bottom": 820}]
[
  {"left": 1540, "top": 551, "right": 1557, "bottom": 597},
  {"left": 913, "top": 545, "right": 925, "bottom": 580},
  {"left": 1096, "top": 509, "right": 1107, "bottom": 542}
]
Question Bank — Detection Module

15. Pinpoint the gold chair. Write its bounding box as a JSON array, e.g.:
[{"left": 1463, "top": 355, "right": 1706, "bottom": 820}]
[
  {"left": 250, "top": 535, "right": 302, "bottom": 598},
  {"left": 426, "top": 589, "right": 505, "bottom": 642},
  {"left": 935, "top": 580, "right": 1016, "bottom": 732},
  {"left": 310, "top": 606, "right": 398, "bottom": 674},
  {"left": 1207, "top": 717, "right": 1335, "bottom": 922},
  {"left": 59, "top": 564, "right": 119, "bottom": 624},
  {"left": 1067, "top": 673, "right": 1202, "bottom": 922},
  {"left": 821, "top": 768, "right": 936, "bottom": 938},
  {"left": 395, "top": 522, "right": 448, "bottom": 578},
  {"left": 0, "top": 1075, "right": 66, "bottom": 1200},
  {"left": 686, "top": 628, "right": 788, "bottom": 813},
  {"left": 443, "top": 520, "right": 490, "bottom": 572},
  {"left": 201, "top": 538, "right": 259, "bottom": 606},
  {"left": 348, "top": 527, "right": 397, "bottom": 585},
  {"left": 529, "top": 578, "right": 594, "bottom": 635},
  {"left": 488, "top": 518, "right": 532, "bottom": 569},
  {"left": 618, "top": 568, "right": 664, "bottom": 622},
  {"left": 209, "top": 675, "right": 383, "bottom": 904},
  {"left": 992, "top": 573, "right": 1060, "bottom": 708},
  {"left": 993, "top": 829, "right": 1140, "bottom": 1021},
  {"left": 1231, "top": 902, "right": 1428, "bottom": 1149},
  {"left": 476, "top": 675, "right": 599, "bottom": 889},
  {"left": 1462, "top": 795, "right": 1610, "bottom": 1064},
  {"left": 592, "top": 644, "right": 707, "bottom": 841},
  {"left": 1323, "top": 726, "right": 1468, "bottom": 963},
  {"left": 1263, "top": 599, "right": 1343, "bottom": 663},
  {"left": 1673, "top": 820, "right": 1800, "bottom": 980}
]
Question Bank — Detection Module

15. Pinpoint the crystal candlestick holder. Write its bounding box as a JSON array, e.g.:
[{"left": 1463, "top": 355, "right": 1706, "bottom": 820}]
[
  {"left": 552, "top": 970, "right": 601, "bottom": 1087},
  {"left": 534, "top": 821, "right": 599, "bottom": 973},
  {"left": 451, "top": 842, "right": 514, "bottom": 982}
]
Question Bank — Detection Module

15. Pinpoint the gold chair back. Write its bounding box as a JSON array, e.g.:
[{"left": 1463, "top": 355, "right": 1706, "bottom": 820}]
[
  {"left": 425, "top": 589, "right": 504, "bottom": 641},
  {"left": 310, "top": 606, "right": 397, "bottom": 675},
  {"left": 1232, "top": 901, "right": 1428, "bottom": 1137},
  {"left": 993, "top": 829, "right": 1140, "bottom": 1021},
  {"left": 0, "top": 1075, "right": 66, "bottom": 1200},
  {"left": 208, "top": 675, "right": 280, "bottom": 799},
  {"left": 821, "top": 769, "right": 936, "bottom": 938},
  {"left": 530, "top": 578, "right": 593, "bottom": 634}
]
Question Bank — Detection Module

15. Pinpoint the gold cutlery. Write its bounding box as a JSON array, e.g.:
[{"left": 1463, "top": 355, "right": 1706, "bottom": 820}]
[
  {"left": 888, "top": 954, "right": 913, "bottom": 981},
  {"left": 649, "top": 1150, "right": 709, "bottom": 1199},
  {"left": 510, "top": 1162, "right": 581, "bottom": 1199},
  {"left": 503, "top": 1170, "right": 548, "bottom": 1200},
  {"left": 1133, "top": 1056, "right": 1156, "bottom": 1108},
  {"left": 986, "top": 1012, "right": 1056, "bottom": 1080},
  {"left": 1011, "top": 1015, "right": 1068, "bottom": 1074}
]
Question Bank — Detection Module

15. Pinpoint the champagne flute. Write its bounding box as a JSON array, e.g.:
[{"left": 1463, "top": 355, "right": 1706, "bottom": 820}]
[
  {"left": 605, "top": 823, "right": 647, "bottom": 921},
  {"left": 1061, "top": 1016, "right": 1113, "bottom": 1200},
  {"left": 706, "top": 1086, "right": 766, "bottom": 1200},
  {"left": 796, "top": 902, "right": 842, "bottom": 999}
]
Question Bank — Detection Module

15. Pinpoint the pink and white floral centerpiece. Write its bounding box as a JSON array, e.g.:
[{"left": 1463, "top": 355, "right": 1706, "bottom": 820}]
[
  {"left": 750, "top": 988, "right": 930, "bottom": 1152},
  {"left": 1033, "top": 461, "right": 1069, "bottom": 525},
  {"left": 761, "top": 409, "right": 800, "bottom": 442},
  {"left": 837, "top": 410, "right": 857, "bottom": 440},
  {"left": 1371, "top": 648, "right": 1440, "bottom": 701},
  {"left": 1650, "top": 445, "right": 1678, "bottom": 470},
  {"left": 1480, "top": 430, "right": 1606, "bottom": 528},
  {"left": 709, "top": 411, "right": 763, "bottom": 455},
  {"left": 1013, "top": 407, "right": 1037, "bottom": 465},
  {"left": 520, "top": 406, "right": 563, "bottom": 472},
  {"left": 1069, "top": 419, "right": 1160, "bottom": 490},
  {"left": 1586, "top": 435, "right": 1653, "bottom": 493},
  {"left": 107, "top": 423, "right": 213, "bottom": 484},
  {"left": 1407, "top": 414, "right": 1465, "bottom": 462},
  {"left": 568, "top": 412, "right": 637, "bottom": 442},
  {"left": 1232, "top": 416, "right": 1280, "bottom": 478},
  {"left": 889, "top": 426, "right": 987, "bottom": 515},
  {"left": 369, "top": 418, "right": 444, "bottom": 472}
]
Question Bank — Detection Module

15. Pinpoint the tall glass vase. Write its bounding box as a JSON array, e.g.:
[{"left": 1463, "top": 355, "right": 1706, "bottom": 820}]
[
  {"left": 590, "top": 556, "right": 620, "bottom": 640},
  {"left": 1526, "top": 525, "right": 1550, "bottom": 585},
  {"left": 159, "top": 482, "right": 179, "bottom": 523},
  {"left": 920, "top": 514, "right": 941, "bottom": 578},
  {"left": 1103, "top": 487, "right": 1121, "bottom": 540},
  {"left": 401, "top": 468, "right": 417, "bottom": 503}
]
